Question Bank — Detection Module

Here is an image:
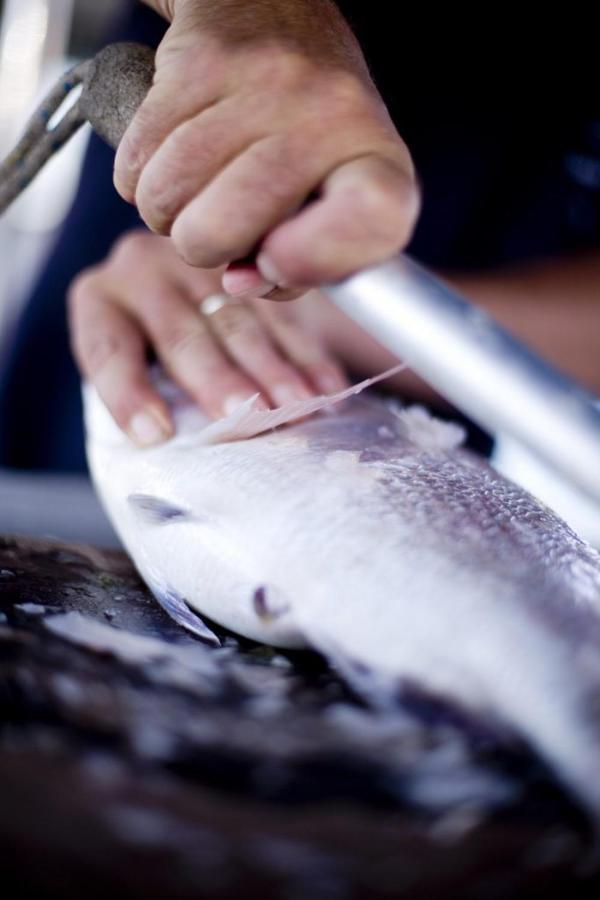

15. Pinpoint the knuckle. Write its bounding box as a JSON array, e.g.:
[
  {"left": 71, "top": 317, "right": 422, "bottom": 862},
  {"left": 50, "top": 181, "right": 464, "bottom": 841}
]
[
  {"left": 162, "top": 118, "right": 205, "bottom": 170},
  {"left": 212, "top": 306, "right": 254, "bottom": 339},
  {"left": 356, "top": 175, "right": 397, "bottom": 220},
  {"left": 136, "top": 173, "right": 180, "bottom": 234},
  {"left": 134, "top": 289, "right": 181, "bottom": 333},
  {"left": 236, "top": 334, "right": 272, "bottom": 365},
  {"left": 120, "top": 101, "right": 157, "bottom": 164},
  {"left": 359, "top": 160, "right": 421, "bottom": 238},
  {"left": 322, "top": 70, "right": 371, "bottom": 118},
  {"left": 201, "top": 361, "right": 234, "bottom": 384},
  {"left": 68, "top": 270, "right": 96, "bottom": 306},
  {"left": 254, "top": 46, "right": 315, "bottom": 90},
  {"left": 289, "top": 341, "right": 327, "bottom": 368},
  {"left": 115, "top": 92, "right": 171, "bottom": 196},
  {"left": 172, "top": 220, "right": 221, "bottom": 267},
  {"left": 160, "top": 323, "right": 207, "bottom": 359},
  {"left": 244, "top": 135, "right": 302, "bottom": 197},
  {"left": 268, "top": 360, "right": 298, "bottom": 382},
  {"left": 137, "top": 197, "right": 173, "bottom": 235},
  {"left": 67, "top": 269, "right": 109, "bottom": 317},
  {"left": 77, "top": 330, "right": 121, "bottom": 375}
]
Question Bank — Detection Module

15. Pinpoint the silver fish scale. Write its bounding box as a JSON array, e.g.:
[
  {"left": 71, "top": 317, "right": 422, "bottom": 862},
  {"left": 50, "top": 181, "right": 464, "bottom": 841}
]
[
  {"left": 294, "top": 402, "right": 596, "bottom": 575},
  {"left": 85, "top": 382, "right": 600, "bottom": 818},
  {"left": 305, "top": 412, "right": 600, "bottom": 655}
]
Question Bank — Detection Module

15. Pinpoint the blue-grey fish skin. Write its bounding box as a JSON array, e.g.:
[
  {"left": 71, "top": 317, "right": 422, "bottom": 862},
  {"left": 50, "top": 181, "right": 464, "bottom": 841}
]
[{"left": 84, "top": 380, "right": 600, "bottom": 817}]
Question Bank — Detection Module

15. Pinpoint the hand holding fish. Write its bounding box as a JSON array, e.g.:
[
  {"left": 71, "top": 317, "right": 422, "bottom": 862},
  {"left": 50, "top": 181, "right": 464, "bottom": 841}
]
[
  {"left": 114, "top": 0, "right": 419, "bottom": 299},
  {"left": 68, "top": 230, "right": 348, "bottom": 445}
]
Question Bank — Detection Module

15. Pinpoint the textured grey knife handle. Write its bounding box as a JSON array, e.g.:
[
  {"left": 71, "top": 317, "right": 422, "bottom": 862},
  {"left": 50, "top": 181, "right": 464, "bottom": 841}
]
[
  {"left": 80, "top": 42, "right": 155, "bottom": 150},
  {"left": 0, "top": 42, "right": 155, "bottom": 214}
]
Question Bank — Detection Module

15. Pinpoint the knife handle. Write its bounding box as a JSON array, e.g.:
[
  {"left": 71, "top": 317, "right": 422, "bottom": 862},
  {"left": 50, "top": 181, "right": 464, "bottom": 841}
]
[
  {"left": 79, "top": 42, "right": 156, "bottom": 150},
  {"left": 0, "top": 42, "right": 155, "bottom": 215}
]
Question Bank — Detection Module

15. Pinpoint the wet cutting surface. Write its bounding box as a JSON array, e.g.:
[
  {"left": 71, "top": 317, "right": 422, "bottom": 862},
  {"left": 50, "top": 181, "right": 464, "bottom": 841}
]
[{"left": 0, "top": 534, "right": 598, "bottom": 899}]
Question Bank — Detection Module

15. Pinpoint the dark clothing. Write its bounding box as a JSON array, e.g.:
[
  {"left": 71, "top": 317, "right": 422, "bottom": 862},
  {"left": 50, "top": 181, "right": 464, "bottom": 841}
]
[
  {"left": 339, "top": 6, "right": 600, "bottom": 270},
  {"left": 0, "top": 6, "right": 598, "bottom": 470}
]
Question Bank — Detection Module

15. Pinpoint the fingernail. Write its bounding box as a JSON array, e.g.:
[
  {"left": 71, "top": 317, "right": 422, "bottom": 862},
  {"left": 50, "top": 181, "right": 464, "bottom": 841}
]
[
  {"left": 271, "top": 383, "right": 314, "bottom": 407},
  {"left": 222, "top": 269, "right": 274, "bottom": 299},
  {"left": 256, "top": 253, "right": 286, "bottom": 287},
  {"left": 128, "top": 408, "right": 171, "bottom": 447},
  {"left": 314, "top": 372, "right": 349, "bottom": 395},
  {"left": 223, "top": 393, "right": 267, "bottom": 416}
]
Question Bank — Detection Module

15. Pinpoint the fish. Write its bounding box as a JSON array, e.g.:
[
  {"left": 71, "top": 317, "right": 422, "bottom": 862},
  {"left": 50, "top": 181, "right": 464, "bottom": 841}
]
[{"left": 84, "top": 368, "right": 600, "bottom": 819}]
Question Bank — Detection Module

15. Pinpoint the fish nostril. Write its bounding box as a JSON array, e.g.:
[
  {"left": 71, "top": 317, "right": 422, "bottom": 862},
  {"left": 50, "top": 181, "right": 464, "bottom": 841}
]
[
  {"left": 253, "top": 586, "right": 270, "bottom": 619},
  {"left": 252, "top": 585, "right": 291, "bottom": 622}
]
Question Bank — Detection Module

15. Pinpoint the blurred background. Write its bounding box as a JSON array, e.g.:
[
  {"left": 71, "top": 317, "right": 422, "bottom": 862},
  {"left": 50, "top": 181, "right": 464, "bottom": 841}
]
[
  {"left": 0, "top": 0, "right": 126, "bottom": 545},
  {"left": 0, "top": 0, "right": 122, "bottom": 347}
]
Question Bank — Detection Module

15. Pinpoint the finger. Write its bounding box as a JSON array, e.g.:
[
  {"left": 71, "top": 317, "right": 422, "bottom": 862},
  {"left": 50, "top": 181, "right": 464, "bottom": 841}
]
[
  {"left": 171, "top": 133, "right": 326, "bottom": 268},
  {"left": 256, "top": 155, "right": 420, "bottom": 287},
  {"left": 135, "top": 100, "right": 259, "bottom": 235},
  {"left": 252, "top": 298, "right": 348, "bottom": 394},
  {"left": 114, "top": 48, "right": 220, "bottom": 203},
  {"left": 221, "top": 261, "right": 275, "bottom": 300},
  {"left": 205, "top": 300, "right": 315, "bottom": 407},
  {"left": 148, "top": 248, "right": 228, "bottom": 303},
  {"left": 124, "top": 282, "right": 268, "bottom": 419},
  {"left": 68, "top": 276, "right": 173, "bottom": 446},
  {"left": 221, "top": 261, "right": 303, "bottom": 301}
]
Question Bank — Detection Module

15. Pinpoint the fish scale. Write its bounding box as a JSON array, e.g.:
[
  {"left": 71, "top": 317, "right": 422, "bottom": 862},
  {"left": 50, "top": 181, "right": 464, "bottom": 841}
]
[{"left": 85, "top": 372, "right": 600, "bottom": 821}]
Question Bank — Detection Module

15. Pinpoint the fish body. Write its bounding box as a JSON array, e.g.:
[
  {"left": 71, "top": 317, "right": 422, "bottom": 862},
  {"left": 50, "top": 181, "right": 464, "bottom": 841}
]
[{"left": 85, "top": 374, "right": 600, "bottom": 816}]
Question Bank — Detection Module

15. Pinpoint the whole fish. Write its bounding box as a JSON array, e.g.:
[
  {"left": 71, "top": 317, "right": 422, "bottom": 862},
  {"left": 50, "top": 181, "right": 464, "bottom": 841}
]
[{"left": 85, "top": 370, "right": 600, "bottom": 818}]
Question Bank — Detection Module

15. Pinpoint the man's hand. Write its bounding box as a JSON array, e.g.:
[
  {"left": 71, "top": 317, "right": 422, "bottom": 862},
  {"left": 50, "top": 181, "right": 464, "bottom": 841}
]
[
  {"left": 68, "top": 231, "right": 348, "bottom": 446},
  {"left": 115, "top": 0, "right": 419, "bottom": 299}
]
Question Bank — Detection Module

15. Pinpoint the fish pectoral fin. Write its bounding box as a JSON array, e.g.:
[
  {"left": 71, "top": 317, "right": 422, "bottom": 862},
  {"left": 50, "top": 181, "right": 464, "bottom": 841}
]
[
  {"left": 127, "top": 493, "right": 191, "bottom": 525},
  {"left": 151, "top": 584, "right": 221, "bottom": 646},
  {"left": 296, "top": 616, "right": 400, "bottom": 709}
]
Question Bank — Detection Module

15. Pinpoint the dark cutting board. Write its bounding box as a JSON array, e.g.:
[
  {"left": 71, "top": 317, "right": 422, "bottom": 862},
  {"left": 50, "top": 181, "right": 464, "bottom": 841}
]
[{"left": 0, "top": 534, "right": 597, "bottom": 899}]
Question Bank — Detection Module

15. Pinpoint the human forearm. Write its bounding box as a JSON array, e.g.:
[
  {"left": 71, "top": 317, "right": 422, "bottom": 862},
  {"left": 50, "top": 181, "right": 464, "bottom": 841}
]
[
  {"left": 141, "top": 0, "right": 173, "bottom": 18},
  {"left": 140, "top": 0, "right": 364, "bottom": 61}
]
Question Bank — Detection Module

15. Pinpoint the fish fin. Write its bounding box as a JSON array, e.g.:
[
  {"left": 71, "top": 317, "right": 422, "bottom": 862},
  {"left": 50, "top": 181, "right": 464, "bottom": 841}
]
[
  {"left": 151, "top": 585, "right": 221, "bottom": 646},
  {"left": 133, "top": 552, "right": 221, "bottom": 646},
  {"left": 393, "top": 405, "right": 466, "bottom": 451},
  {"left": 127, "top": 493, "right": 191, "bottom": 525},
  {"left": 195, "top": 363, "right": 408, "bottom": 446},
  {"left": 299, "top": 624, "right": 399, "bottom": 710}
]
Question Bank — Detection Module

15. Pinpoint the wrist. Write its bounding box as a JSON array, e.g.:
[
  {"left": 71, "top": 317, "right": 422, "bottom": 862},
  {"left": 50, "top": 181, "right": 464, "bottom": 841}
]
[
  {"left": 144, "top": 0, "right": 363, "bottom": 68},
  {"left": 141, "top": 0, "right": 176, "bottom": 21}
]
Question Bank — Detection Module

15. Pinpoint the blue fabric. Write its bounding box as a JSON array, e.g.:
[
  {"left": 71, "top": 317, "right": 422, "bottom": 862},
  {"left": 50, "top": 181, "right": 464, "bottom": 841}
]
[{"left": 0, "top": 6, "right": 166, "bottom": 471}]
